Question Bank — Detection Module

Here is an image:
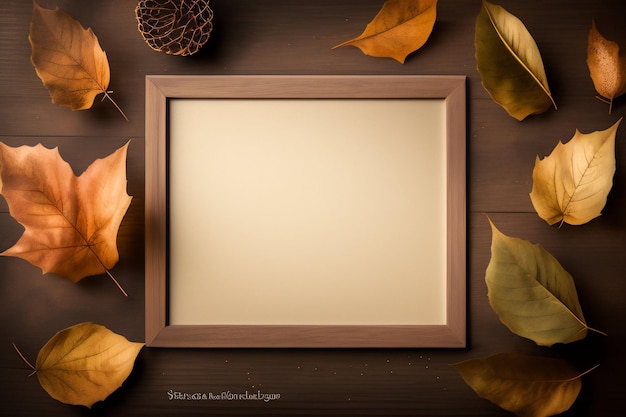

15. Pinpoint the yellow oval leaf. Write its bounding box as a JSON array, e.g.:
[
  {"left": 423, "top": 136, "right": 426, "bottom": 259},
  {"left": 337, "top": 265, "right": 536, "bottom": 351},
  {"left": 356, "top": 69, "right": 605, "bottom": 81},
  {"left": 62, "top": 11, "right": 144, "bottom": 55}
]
[
  {"left": 486, "top": 220, "right": 590, "bottom": 347},
  {"left": 332, "top": 0, "right": 438, "bottom": 64},
  {"left": 587, "top": 21, "right": 626, "bottom": 114},
  {"left": 529, "top": 119, "right": 620, "bottom": 226},
  {"left": 29, "top": 2, "right": 127, "bottom": 120},
  {"left": 453, "top": 353, "right": 586, "bottom": 417},
  {"left": 35, "top": 322, "right": 143, "bottom": 408},
  {"left": 475, "top": 1, "right": 555, "bottom": 120}
]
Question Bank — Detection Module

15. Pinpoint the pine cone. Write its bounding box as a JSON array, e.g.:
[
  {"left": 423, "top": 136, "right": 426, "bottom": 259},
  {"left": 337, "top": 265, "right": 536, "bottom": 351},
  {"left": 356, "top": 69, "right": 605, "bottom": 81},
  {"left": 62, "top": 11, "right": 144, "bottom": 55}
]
[{"left": 135, "top": 0, "right": 214, "bottom": 56}]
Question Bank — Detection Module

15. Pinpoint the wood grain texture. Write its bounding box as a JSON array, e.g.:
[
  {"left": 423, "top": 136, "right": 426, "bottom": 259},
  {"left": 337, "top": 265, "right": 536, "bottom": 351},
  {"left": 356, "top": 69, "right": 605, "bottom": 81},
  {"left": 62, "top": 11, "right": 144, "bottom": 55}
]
[{"left": 1, "top": 0, "right": 625, "bottom": 416}]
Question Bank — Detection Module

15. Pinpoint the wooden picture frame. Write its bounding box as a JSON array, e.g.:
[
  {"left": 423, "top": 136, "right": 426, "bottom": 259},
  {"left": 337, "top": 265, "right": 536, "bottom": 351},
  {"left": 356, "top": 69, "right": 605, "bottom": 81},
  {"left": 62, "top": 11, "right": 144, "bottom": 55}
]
[{"left": 145, "top": 75, "right": 466, "bottom": 348}]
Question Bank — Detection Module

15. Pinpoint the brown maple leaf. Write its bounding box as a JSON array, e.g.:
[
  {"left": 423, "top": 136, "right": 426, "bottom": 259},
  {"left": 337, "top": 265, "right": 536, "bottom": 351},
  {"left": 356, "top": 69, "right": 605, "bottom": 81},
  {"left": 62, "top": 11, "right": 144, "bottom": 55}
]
[{"left": 0, "top": 142, "right": 132, "bottom": 295}]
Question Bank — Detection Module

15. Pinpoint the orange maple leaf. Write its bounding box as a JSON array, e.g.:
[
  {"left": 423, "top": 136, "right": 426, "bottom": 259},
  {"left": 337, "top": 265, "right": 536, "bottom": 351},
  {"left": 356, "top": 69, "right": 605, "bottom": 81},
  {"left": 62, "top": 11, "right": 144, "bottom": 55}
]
[{"left": 0, "top": 142, "right": 132, "bottom": 295}]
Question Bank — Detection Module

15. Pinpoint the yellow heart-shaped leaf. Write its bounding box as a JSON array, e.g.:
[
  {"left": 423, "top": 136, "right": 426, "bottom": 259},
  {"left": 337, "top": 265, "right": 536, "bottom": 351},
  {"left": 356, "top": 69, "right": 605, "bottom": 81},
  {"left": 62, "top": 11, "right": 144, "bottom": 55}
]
[{"left": 35, "top": 322, "right": 143, "bottom": 408}]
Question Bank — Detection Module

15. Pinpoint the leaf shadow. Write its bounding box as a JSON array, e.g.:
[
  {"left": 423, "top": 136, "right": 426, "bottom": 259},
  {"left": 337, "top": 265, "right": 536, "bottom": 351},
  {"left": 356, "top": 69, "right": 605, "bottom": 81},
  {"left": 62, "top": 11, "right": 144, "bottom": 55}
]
[{"left": 174, "top": 3, "right": 229, "bottom": 68}]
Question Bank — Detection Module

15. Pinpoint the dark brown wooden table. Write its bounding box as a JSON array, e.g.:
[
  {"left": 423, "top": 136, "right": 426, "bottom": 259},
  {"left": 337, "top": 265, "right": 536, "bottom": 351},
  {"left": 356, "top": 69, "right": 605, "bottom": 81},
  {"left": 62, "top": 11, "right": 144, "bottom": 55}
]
[{"left": 1, "top": 1, "right": 624, "bottom": 415}]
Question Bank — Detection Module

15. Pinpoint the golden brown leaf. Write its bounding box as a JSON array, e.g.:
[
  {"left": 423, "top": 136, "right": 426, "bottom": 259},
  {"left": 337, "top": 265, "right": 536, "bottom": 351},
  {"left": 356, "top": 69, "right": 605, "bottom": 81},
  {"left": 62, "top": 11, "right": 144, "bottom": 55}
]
[
  {"left": 587, "top": 21, "right": 626, "bottom": 114},
  {"left": 0, "top": 142, "right": 132, "bottom": 295},
  {"left": 29, "top": 2, "right": 127, "bottom": 120},
  {"left": 19, "top": 322, "right": 143, "bottom": 408},
  {"left": 332, "top": 0, "right": 438, "bottom": 63},
  {"left": 453, "top": 353, "right": 593, "bottom": 417}
]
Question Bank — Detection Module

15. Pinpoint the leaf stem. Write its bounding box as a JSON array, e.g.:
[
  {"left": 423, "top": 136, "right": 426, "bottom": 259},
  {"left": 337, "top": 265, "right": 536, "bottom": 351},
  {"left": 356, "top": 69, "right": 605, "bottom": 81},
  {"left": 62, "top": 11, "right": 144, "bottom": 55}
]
[
  {"left": 587, "top": 326, "right": 608, "bottom": 337},
  {"left": 103, "top": 91, "right": 129, "bottom": 122},
  {"left": 12, "top": 343, "right": 36, "bottom": 375},
  {"left": 563, "top": 364, "right": 601, "bottom": 382},
  {"left": 579, "top": 364, "right": 601, "bottom": 378},
  {"left": 595, "top": 95, "right": 613, "bottom": 114},
  {"left": 105, "top": 269, "right": 128, "bottom": 297}
]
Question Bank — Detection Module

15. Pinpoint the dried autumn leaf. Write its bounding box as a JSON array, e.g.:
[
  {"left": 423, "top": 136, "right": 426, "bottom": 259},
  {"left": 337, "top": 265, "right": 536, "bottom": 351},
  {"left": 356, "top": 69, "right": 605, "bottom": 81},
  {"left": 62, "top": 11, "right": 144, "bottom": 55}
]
[
  {"left": 0, "top": 142, "right": 132, "bottom": 295},
  {"left": 530, "top": 119, "right": 620, "bottom": 226},
  {"left": 587, "top": 21, "right": 626, "bottom": 114},
  {"left": 332, "top": 0, "right": 438, "bottom": 64},
  {"left": 136, "top": 0, "right": 214, "bottom": 56},
  {"left": 453, "top": 353, "right": 593, "bottom": 417},
  {"left": 29, "top": 2, "right": 127, "bottom": 120},
  {"left": 485, "top": 219, "right": 594, "bottom": 347},
  {"left": 15, "top": 322, "right": 143, "bottom": 408},
  {"left": 475, "top": 1, "right": 555, "bottom": 120}
]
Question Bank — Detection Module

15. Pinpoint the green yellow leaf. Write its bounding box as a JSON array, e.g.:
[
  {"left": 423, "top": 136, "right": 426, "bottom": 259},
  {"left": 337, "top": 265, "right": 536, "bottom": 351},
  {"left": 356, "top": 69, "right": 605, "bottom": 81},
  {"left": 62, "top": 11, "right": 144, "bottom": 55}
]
[
  {"left": 475, "top": 1, "right": 555, "bottom": 120},
  {"left": 485, "top": 220, "right": 589, "bottom": 347},
  {"left": 34, "top": 322, "right": 143, "bottom": 408},
  {"left": 332, "top": 0, "right": 438, "bottom": 64},
  {"left": 29, "top": 1, "right": 127, "bottom": 120},
  {"left": 530, "top": 119, "right": 620, "bottom": 226},
  {"left": 453, "top": 353, "right": 586, "bottom": 417},
  {"left": 587, "top": 21, "right": 626, "bottom": 114},
  {"left": 0, "top": 142, "right": 132, "bottom": 295}
]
